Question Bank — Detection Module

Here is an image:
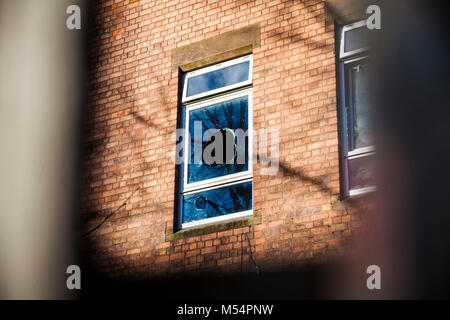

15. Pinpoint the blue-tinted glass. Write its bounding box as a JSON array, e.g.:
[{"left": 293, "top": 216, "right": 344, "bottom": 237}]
[
  {"left": 186, "top": 61, "right": 249, "bottom": 97},
  {"left": 351, "top": 63, "right": 373, "bottom": 149},
  {"left": 183, "top": 181, "right": 252, "bottom": 223},
  {"left": 188, "top": 96, "right": 249, "bottom": 183},
  {"left": 348, "top": 154, "right": 375, "bottom": 190}
]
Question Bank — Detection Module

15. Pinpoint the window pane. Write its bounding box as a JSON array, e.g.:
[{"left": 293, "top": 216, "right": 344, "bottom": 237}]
[
  {"left": 183, "top": 181, "right": 252, "bottom": 224},
  {"left": 186, "top": 61, "right": 249, "bottom": 98},
  {"left": 351, "top": 63, "right": 373, "bottom": 149},
  {"left": 344, "top": 26, "right": 368, "bottom": 53},
  {"left": 348, "top": 154, "right": 375, "bottom": 190},
  {"left": 188, "top": 96, "right": 249, "bottom": 183}
]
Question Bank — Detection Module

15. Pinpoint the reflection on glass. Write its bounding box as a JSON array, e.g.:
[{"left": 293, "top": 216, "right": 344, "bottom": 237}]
[
  {"left": 183, "top": 181, "right": 252, "bottom": 223},
  {"left": 348, "top": 154, "right": 375, "bottom": 190},
  {"left": 186, "top": 61, "right": 249, "bottom": 97},
  {"left": 188, "top": 96, "right": 249, "bottom": 183},
  {"left": 351, "top": 63, "right": 373, "bottom": 149}
]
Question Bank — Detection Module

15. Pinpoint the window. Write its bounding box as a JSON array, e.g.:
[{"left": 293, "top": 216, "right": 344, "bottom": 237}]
[
  {"left": 337, "top": 21, "right": 376, "bottom": 197},
  {"left": 339, "top": 20, "right": 370, "bottom": 58},
  {"left": 177, "top": 55, "right": 253, "bottom": 229}
]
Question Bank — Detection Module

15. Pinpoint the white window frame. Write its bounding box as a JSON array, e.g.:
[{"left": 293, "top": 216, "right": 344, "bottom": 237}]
[
  {"left": 344, "top": 55, "right": 369, "bottom": 66},
  {"left": 183, "top": 88, "right": 253, "bottom": 193},
  {"left": 349, "top": 185, "right": 377, "bottom": 197},
  {"left": 180, "top": 54, "right": 254, "bottom": 229},
  {"left": 181, "top": 178, "right": 253, "bottom": 229},
  {"left": 340, "top": 20, "right": 369, "bottom": 59},
  {"left": 182, "top": 55, "right": 253, "bottom": 103},
  {"left": 346, "top": 148, "right": 376, "bottom": 196},
  {"left": 347, "top": 145, "right": 375, "bottom": 158}
]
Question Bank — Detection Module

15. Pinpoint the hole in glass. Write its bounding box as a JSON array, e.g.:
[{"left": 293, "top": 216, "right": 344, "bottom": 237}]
[{"left": 203, "top": 128, "right": 237, "bottom": 167}]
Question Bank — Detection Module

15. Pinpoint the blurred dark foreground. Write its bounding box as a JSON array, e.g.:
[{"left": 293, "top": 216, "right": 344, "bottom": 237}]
[{"left": 81, "top": 0, "right": 450, "bottom": 300}]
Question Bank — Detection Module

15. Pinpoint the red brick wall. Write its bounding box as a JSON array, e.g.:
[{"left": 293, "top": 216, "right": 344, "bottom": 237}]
[{"left": 82, "top": 0, "right": 366, "bottom": 278}]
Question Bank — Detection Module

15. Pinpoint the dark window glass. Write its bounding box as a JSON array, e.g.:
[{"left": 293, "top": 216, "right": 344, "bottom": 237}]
[
  {"left": 348, "top": 154, "right": 375, "bottom": 190},
  {"left": 188, "top": 96, "right": 249, "bottom": 183},
  {"left": 182, "top": 181, "right": 252, "bottom": 223},
  {"left": 186, "top": 61, "right": 249, "bottom": 97},
  {"left": 346, "top": 62, "right": 373, "bottom": 150},
  {"left": 350, "top": 63, "right": 373, "bottom": 149},
  {"left": 344, "top": 26, "right": 368, "bottom": 53}
]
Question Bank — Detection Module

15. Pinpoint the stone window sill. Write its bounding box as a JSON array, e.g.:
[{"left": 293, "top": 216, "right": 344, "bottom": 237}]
[{"left": 165, "top": 210, "right": 261, "bottom": 241}]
